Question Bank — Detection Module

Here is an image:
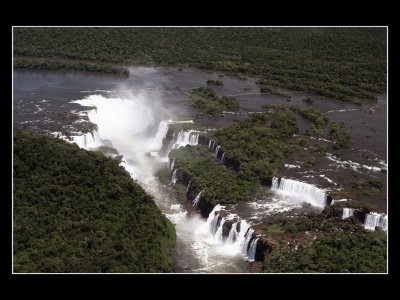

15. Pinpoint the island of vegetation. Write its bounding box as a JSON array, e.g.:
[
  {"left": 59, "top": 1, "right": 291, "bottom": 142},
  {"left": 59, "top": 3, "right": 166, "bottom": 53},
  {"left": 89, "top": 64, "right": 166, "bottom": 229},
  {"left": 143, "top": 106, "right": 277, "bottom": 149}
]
[
  {"left": 207, "top": 79, "right": 224, "bottom": 86},
  {"left": 189, "top": 87, "right": 240, "bottom": 116},
  {"left": 13, "top": 129, "right": 176, "bottom": 272},
  {"left": 167, "top": 111, "right": 300, "bottom": 216}
]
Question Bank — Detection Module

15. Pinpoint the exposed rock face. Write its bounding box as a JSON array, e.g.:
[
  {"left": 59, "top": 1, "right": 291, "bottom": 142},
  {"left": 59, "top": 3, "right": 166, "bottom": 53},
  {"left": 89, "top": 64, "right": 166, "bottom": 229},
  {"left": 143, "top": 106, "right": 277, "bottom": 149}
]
[
  {"left": 323, "top": 206, "right": 343, "bottom": 218},
  {"left": 222, "top": 219, "right": 235, "bottom": 238},
  {"left": 197, "top": 200, "right": 214, "bottom": 218},
  {"left": 198, "top": 135, "right": 209, "bottom": 147},
  {"left": 180, "top": 171, "right": 192, "bottom": 187},
  {"left": 254, "top": 237, "right": 274, "bottom": 261},
  {"left": 326, "top": 194, "right": 333, "bottom": 206},
  {"left": 262, "top": 177, "right": 272, "bottom": 187},
  {"left": 353, "top": 208, "right": 368, "bottom": 224}
]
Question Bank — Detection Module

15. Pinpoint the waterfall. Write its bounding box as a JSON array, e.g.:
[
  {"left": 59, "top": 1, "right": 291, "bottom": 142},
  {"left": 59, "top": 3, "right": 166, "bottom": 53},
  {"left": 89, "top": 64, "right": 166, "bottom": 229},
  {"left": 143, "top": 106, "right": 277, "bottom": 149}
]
[
  {"left": 189, "top": 131, "right": 199, "bottom": 145},
  {"left": 205, "top": 205, "right": 259, "bottom": 262},
  {"left": 91, "top": 130, "right": 101, "bottom": 144},
  {"left": 206, "top": 205, "right": 224, "bottom": 235},
  {"left": 206, "top": 140, "right": 226, "bottom": 165},
  {"left": 227, "top": 222, "right": 238, "bottom": 243},
  {"left": 192, "top": 190, "right": 204, "bottom": 206},
  {"left": 214, "top": 218, "right": 226, "bottom": 242},
  {"left": 214, "top": 145, "right": 220, "bottom": 157},
  {"left": 271, "top": 177, "right": 327, "bottom": 208},
  {"left": 166, "top": 131, "right": 176, "bottom": 153},
  {"left": 72, "top": 130, "right": 102, "bottom": 149},
  {"left": 171, "top": 130, "right": 199, "bottom": 149},
  {"left": 241, "top": 228, "right": 254, "bottom": 254},
  {"left": 152, "top": 120, "right": 170, "bottom": 150},
  {"left": 170, "top": 158, "right": 175, "bottom": 171},
  {"left": 342, "top": 208, "right": 354, "bottom": 219},
  {"left": 364, "top": 212, "right": 388, "bottom": 231},
  {"left": 272, "top": 177, "right": 280, "bottom": 189},
  {"left": 171, "top": 169, "right": 178, "bottom": 184},
  {"left": 380, "top": 215, "right": 388, "bottom": 231},
  {"left": 186, "top": 180, "right": 192, "bottom": 193},
  {"left": 247, "top": 238, "right": 259, "bottom": 262},
  {"left": 236, "top": 221, "right": 251, "bottom": 254}
]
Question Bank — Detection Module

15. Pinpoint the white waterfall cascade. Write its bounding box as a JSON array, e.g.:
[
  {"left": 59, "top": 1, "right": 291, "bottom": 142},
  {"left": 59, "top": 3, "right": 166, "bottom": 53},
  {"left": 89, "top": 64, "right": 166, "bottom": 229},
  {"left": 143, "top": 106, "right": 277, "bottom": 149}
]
[
  {"left": 207, "top": 139, "right": 227, "bottom": 165},
  {"left": 192, "top": 190, "right": 204, "bottom": 206},
  {"left": 186, "top": 180, "right": 192, "bottom": 193},
  {"left": 214, "top": 218, "right": 226, "bottom": 242},
  {"left": 248, "top": 238, "right": 259, "bottom": 262},
  {"left": 171, "top": 130, "right": 200, "bottom": 150},
  {"left": 214, "top": 145, "right": 220, "bottom": 157},
  {"left": 364, "top": 212, "right": 388, "bottom": 231},
  {"left": 170, "top": 158, "right": 175, "bottom": 171},
  {"left": 342, "top": 208, "right": 355, "bottom": 219},
  {"left": 171, "top": 169, "right": 178, "bottom": 185},
  {"left": 271, "top": 177, "right": 327, "bottom": 208},
  {"left": 206, "top": 205, "right": 260, "bottom": 262},
  {"left": 151, "top": 120, "right": 170, "bottom": 150},
  {"left": 226, "top": 220, "right": 238, "bottom": 244},
  {"left": 71, "top": 130, "right": 102, "bottom": 149},
  {"left": 165, "top": 131, "right": 176, "bottom": 155},
  {"left": 208, "top": 140, "right": 215, "bottom": 151},
  {"left": 241, "top": 228, "right": 254, "bottom": 255}
]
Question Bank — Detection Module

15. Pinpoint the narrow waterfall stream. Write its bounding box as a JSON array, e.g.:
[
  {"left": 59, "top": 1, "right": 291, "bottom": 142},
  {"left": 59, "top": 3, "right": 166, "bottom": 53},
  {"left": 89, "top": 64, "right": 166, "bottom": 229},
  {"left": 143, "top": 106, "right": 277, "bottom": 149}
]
[{"left": 342, "top": 208, "right": 355, "bottom": 219}]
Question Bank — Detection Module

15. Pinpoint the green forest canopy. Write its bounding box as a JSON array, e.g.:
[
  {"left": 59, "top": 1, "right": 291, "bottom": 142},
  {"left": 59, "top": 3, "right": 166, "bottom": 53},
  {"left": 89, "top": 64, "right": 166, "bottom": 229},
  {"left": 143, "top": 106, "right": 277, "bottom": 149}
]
[
  {"left": 13, "top": 27, "right": 386, "bottom": 102},
  {"left": 13, "top": 130, "right": 176, "bottom": 273}
]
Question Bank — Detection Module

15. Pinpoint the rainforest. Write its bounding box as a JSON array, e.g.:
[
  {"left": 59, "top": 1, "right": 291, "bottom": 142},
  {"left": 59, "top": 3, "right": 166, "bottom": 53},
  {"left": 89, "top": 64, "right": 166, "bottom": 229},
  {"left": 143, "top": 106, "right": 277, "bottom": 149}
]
[{"left": 13, "top": 27, "right": 387, "bottom": 273}]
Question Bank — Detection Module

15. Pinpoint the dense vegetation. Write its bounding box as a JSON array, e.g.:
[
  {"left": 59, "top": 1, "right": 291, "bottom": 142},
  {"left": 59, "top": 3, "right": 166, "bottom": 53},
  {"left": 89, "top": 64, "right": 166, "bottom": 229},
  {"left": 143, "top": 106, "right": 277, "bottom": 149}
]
[
  {"left": 13, "top": 130, "right": 175, "bottom": 272},
  {"left": 207, "top": 79, "right": 224, "bottom": 86},
  {"left": 14, "top": 57, "right": 129, "bottom": 76},
  {"left": 170, "top": 146, "right": 257, "bottom": 205},
  {"left": 211, "top": 112, "right": 298, "bottom": 183},
  {"left": 263, "top": 104, "right": 328, "bottom": 132},
  {"left": 260, "top": 214, "right": 387, "bottom": 273},
  {"left": 329, "top": 122, "right": 352, "bottom": 153},
  {"left": 290, "top": 106, "right": 329, "bottom": 136},
  {"left": 259, "top": 85, "right": 292, "bottom": 99},
  {"left": 14, "top": 27, "right": 386, "bottom": 102},
  {"left": 170, "top": 112, "right": 300, "bottom": 207},
  {"left": 190, "top": 87, "right": 240, "bottom": 116}
]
